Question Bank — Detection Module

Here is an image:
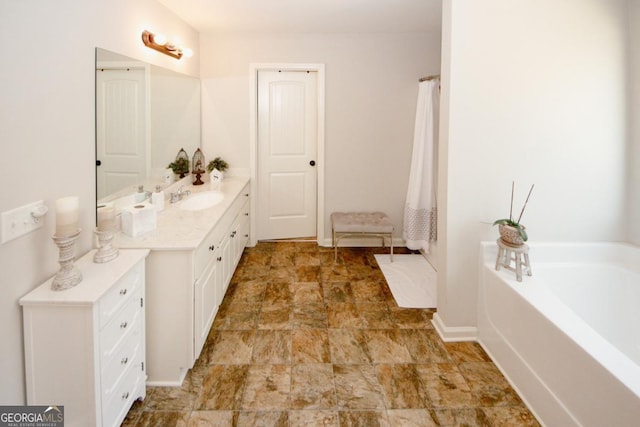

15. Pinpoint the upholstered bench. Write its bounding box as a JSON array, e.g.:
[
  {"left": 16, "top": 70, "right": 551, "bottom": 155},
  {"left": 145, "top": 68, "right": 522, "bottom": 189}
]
[{"left": 331, "top": 212, "right": 394, "bottom": 262}]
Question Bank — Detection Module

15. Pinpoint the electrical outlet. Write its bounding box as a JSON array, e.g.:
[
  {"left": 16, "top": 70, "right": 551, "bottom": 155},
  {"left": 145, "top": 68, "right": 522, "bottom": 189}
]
[{"left": 1, "top": 200, "right": 48, "bottom": 244}]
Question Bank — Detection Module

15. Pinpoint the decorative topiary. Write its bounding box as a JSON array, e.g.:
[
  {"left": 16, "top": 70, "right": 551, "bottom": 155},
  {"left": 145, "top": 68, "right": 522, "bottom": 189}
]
[{"left": 206, "top": 157, "right": 229, "bottom": 173}]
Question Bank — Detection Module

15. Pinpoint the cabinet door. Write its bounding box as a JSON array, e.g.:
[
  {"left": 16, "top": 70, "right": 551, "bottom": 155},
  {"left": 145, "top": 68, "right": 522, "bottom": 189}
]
[
  {"left": 194, "top": 257, "right": 220, "bottom": 358},
  {"left": 219, "top": 235, "right": 233, "bottom": 296},
  {"left": 236, "top": 213, "right": 250, "bottom": 265}
]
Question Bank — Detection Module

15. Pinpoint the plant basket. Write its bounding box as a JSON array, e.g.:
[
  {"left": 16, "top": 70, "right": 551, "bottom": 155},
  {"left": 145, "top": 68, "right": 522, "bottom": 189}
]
[{"left": 499, "top": 224, "right": 526, "bottom": 246}]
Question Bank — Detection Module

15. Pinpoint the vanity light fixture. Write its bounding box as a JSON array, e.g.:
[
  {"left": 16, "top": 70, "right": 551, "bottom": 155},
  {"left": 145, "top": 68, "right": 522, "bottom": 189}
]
[{"left": 141, "top": 30, "right": 191, "bottom": 60}]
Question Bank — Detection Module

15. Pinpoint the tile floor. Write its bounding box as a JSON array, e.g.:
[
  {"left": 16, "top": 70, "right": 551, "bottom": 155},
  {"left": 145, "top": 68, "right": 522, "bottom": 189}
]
[{"left": 123, "top": 242, "right": 540, "bottom": 426}]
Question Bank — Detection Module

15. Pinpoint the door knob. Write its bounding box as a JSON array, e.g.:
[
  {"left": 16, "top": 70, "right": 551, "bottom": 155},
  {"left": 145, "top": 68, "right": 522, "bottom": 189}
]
[{"left": 309, "top": 160, "right": 316, "bottom": 166}]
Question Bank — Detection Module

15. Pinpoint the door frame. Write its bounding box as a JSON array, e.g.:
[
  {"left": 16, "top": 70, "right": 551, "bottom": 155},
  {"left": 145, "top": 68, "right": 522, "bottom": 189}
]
[{"left": 249, "top": 63, "right": 326, "bottom": 246}]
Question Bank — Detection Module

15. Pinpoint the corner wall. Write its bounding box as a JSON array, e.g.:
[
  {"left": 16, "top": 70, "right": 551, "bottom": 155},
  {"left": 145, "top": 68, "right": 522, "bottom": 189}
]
[
  {"left": 629, "top": 0, "right": 640, "bottom": 244},
  {"left": 438, "top": 0, "right": 628, "bottom": 330},
  {"left": 199, "top": 32, "right": 441, "bottom": 243},
  {"left": 0, "top": 0, "right": 198, "bottom": 403}
]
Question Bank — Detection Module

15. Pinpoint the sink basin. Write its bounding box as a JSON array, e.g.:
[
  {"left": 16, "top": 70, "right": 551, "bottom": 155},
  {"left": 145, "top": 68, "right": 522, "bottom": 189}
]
[{"left": 179, "top": 191, "right": 224, "bottom": 211}]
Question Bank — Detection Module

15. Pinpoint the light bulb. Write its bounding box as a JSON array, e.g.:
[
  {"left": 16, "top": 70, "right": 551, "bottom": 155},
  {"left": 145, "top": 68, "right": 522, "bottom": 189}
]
[{"left": 153, "top": 33, "right": 167, "bottom": 45}]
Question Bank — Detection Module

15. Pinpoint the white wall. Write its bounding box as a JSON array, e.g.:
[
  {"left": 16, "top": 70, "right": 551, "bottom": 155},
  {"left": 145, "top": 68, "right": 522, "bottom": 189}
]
[
  {"left": 629, "top": 0, "right": 640, "bottom": 244},
  {"left": 200, "top": 32, "right": 441, "bottom": 243},
  {"left": 0, "top": 0, "right": 198, "bottom": 404},
  {"left": 438, "top": 0, "right": 628, "bottom": 328}
]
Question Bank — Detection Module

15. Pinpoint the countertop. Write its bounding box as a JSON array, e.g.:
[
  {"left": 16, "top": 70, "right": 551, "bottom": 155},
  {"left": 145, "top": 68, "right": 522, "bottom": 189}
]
[
  {"left": 113, "top": 176, "right": 250, "bottom": 251},
  {"left": 20, "top": 249, "right": 150, "bottom": 305}
]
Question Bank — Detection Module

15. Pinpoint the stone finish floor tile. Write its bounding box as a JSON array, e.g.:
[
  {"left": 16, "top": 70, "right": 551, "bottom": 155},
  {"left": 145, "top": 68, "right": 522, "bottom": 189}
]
[
  {"left": 415, "top": 363, "right": 477, "bottom": 409},
  {"left": 251, "top": 330, "right": 292, "bottom": 364},
  {"left": 333, "top": 364, "right": 386, "bottom": 410},
  {"left": 365, "top": 330, "right": 414, "bottom": 363},
  {"left": 125, "top": 243, "right": 539, "bottom": 426},
  {"left": 292, "top": 329, "right": 331, "bottom": 363},
  {"left": 328, "top": 329, "right": 371, "bottom": 364},
  {"left": 195, "top": 365, "right": 249, "bottom": 410},
  {"left": 290, "top": 363, "right": 337, "bottom": 409},
  {"left": 288, "top": 410, "right": 340, "bottom": 426},
  {"left": 202, "top": 330, "right": 256, "bottom": 364},
  {"left": 375, "top": 364, "right": 427, "bottom": 409},
  {"left": 241, "top": 364, "right": 291, "bottom": 410},
  {"left": 386, "top": 409, "right": 439, "bottom": 426}
]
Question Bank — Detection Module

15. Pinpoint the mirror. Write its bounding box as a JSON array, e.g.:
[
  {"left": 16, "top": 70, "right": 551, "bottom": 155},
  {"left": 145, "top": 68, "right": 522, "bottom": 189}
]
[{"left": 95, "top": 48, "right": 200, "bottom": 208}]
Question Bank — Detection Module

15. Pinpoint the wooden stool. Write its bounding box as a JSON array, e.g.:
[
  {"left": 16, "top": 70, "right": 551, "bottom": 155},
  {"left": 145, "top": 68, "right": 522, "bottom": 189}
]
[
  {"left": 495, "top": 239, "right": 532, "bottom": 282},
  {"left": 331, "top": 212, "right": 394, "bottom": 262}
]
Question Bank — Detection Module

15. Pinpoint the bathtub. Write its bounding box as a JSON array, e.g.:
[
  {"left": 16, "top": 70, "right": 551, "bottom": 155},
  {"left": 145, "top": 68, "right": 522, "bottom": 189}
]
[{"left": 478, "top": 242, "right": 640, "bottom": 427}]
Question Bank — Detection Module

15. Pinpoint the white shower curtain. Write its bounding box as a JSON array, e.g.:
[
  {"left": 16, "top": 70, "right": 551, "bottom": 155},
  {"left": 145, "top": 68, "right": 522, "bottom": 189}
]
[{"left": 403, "top": 78, "right": 439, "bottom": 253}]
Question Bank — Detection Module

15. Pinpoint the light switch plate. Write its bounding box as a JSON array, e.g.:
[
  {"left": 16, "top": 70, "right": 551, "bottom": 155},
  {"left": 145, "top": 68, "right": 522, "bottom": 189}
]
[{"left": 1, "top": 200, "right": 47, "bottom": 244}]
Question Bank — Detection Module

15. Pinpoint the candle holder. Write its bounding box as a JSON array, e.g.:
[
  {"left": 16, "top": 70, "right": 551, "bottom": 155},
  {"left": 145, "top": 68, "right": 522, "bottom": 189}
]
[
  {"left": 51, "top": 230, "right": 82, "bottom": 291},
  {"left": 94, "top": 228, "right": 119, "bottom": 263}
]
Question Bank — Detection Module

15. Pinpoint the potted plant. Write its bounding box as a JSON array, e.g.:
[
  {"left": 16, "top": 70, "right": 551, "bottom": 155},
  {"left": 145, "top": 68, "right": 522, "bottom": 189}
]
[
  {"left": 493, "top": 182, "right": 534, "bottom": 246},
  {"left": 207, "top": 157, "right": 229, "bottom": 182},
  {"left": 167, "top": 157, "right": 190, "bottom": 178}
]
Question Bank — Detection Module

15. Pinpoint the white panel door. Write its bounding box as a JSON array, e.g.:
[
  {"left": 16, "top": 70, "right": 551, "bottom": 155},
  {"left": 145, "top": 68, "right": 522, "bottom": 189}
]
[
  {"left": 257, "top": 70, "right": 318, "bottom": 240},
  {"left": 96, "top": 68, "right": 147, "bottom": 200}
]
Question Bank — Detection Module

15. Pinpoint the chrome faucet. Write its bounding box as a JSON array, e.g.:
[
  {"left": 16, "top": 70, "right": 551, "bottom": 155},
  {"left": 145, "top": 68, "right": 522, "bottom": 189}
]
[{"left": 170, "top": 185, "right": 191, "bottom": 203}]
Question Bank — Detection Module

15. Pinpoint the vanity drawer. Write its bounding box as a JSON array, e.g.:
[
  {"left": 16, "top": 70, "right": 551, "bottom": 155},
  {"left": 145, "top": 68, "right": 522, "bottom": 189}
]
[
  {"left": 101, "top": 318, "right": 142, "bottom": 396},
  {"left": 194, "top": 185, "right": 250, "bottom": 278},
  {"left": 100, "top": 291, "right": 142, "bottom": 356},
  {"left": 99, "top": 263, "right": 143, "bottom": 328},
  {"left": 194, "top": 226, "right": 224, "bottom": 279},
  {"left": 101, "top": 351, "right": 143, "bottom": 427}
]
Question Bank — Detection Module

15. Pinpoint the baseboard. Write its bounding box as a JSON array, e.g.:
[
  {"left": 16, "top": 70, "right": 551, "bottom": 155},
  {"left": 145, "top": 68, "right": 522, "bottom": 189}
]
[
  {"left": 146, "top": 369, "right": 188, "bottom": 387},
  {"left": 431, "top": 313, "right": 477, "bottom": 342}
]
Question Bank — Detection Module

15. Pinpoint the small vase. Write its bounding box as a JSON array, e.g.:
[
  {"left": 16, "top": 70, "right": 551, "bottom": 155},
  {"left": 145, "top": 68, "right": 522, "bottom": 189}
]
[
  {"left": 212, "top": 169, "right": 224, "bottom": 181},
  {"left": 499, "top": 224, "right": 525, "bottom": 246},
  {"left": 210, "top": 169, "right": 224, "bottom": 186}
]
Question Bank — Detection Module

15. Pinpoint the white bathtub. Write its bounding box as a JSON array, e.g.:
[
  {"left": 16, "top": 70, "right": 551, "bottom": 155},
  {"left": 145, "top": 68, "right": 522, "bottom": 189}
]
[{"left": 478, "top": 242, "right": 640, "bottom": 427}]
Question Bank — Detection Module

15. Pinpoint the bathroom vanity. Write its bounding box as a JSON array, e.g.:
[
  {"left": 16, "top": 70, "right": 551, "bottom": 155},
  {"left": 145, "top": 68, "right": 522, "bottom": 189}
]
[
  {"left": 114, "top": 176, "right": 250, "bottom": 385},
  {"left": 20, "top": 249, "right": 150, "bottom": 427}
]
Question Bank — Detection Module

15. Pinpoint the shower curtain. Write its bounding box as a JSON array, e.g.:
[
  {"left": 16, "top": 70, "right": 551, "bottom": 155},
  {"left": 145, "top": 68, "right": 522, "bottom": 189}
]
[{"left": 403, "top": 78, "right": 439, "bottom": 253}]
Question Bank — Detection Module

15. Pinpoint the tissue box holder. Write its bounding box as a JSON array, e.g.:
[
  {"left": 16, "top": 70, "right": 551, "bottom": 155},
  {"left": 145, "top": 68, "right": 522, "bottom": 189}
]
[{"left": 121, "top": 203, "right": 157, "bottom": 237}]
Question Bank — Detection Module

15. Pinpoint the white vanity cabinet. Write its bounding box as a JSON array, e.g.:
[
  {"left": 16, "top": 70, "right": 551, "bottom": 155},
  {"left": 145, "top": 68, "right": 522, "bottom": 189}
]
[
  {"left": 194, "top": 189, "right": 251, "bottom": 355},
  {"left": 20, "top": 249, "right": 149, "bottom": 427},
  {"left": 144, "top": 180, "right": 251, "bottom": 385}
]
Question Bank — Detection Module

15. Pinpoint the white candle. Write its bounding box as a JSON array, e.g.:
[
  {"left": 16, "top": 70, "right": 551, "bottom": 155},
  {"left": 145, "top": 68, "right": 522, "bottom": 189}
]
[
  {"left": 97, "top": 205, "right": 116, "bottom": 232},
  {"left": 55, "top": 196, "right": 79, "bottom": 237}
]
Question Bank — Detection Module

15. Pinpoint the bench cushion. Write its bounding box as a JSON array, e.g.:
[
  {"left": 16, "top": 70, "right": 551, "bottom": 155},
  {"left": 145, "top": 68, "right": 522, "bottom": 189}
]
[{"left": 331, "top": 212, "right": 393, "bottom": 233}]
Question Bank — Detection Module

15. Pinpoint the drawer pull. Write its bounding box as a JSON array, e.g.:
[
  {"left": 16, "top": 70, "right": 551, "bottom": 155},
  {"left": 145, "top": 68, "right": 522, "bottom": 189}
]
[
  {"left": 209, "top": 245, "right": 215, "bottom": 251},
  {"left": 122, "top": 391, "right": 130, "bottom": 400},
  {"left": 244, "top": 212, "right": 249, "bottom": 216},
  {"left": 119, "top": 289, "right": 127, "bottom": 296},
  {"left": 244, "top": 234, "right": 249, "bottom": 238},
  {"left": 217, "top": 256, "right": 222, "bottom": 262},
  {"left": 120, "top": 321, "right": 128, "bottom": 329},
  {"left": 230, "top": 231, "right": 237, "bottom": 238},
  {"left": 121, "top": 357, "right": 129, "bottom": 365},
  {"left": 244, "top": 193, "right": 249, "bottom": 197}
]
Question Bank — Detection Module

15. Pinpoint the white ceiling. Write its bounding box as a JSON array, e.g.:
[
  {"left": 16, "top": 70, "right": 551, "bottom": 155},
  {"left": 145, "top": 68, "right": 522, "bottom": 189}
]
[{"left": 157, "top": 0, "right": 442, "bottom": 34}]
